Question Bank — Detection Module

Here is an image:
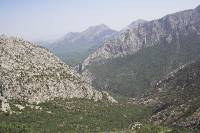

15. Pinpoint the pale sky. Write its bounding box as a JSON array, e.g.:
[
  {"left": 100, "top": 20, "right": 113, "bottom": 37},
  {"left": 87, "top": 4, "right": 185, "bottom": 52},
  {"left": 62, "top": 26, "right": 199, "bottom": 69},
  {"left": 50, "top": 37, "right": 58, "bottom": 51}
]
[{"left": 0, "top": 0, "right": 200, "bottom": 41}]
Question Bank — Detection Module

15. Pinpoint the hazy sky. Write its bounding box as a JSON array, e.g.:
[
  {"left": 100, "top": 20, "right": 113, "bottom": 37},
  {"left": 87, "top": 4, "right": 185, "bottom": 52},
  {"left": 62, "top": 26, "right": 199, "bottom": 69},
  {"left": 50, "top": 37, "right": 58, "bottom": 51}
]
[{"left": 0, "top": 0, "right": 200, "bottom": 41}]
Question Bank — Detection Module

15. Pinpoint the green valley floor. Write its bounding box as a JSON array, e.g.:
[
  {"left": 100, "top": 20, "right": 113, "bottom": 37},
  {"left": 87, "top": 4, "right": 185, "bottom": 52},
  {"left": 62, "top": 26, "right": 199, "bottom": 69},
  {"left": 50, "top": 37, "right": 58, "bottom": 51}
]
[{"left": 0, "top": 98, "right": 197, "bottom": 133}]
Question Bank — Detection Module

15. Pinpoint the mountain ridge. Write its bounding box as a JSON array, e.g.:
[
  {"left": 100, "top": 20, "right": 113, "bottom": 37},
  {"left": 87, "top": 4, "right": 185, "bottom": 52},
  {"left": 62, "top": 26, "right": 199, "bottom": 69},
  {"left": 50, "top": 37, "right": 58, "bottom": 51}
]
[
  {"left": 79, "top": 4, "right": 200, "bottom": 98},
  {"left": 0, "top": 35, "right": 116, "bottom": 112},
  {"left": 46, "top": 24, "right": 116, "bottom": 65},
  {"left": 82, "top": 5, "right": 200, "bottom": 69}
]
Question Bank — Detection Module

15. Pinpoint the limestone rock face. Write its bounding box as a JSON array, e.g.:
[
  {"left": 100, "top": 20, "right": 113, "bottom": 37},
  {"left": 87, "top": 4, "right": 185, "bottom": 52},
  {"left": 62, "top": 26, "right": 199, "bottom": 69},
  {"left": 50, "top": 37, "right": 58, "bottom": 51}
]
[
  {"left": 82, "top": 5, "right": 200, "bottom": 69},
  {"left": 0, "top": 35, "right": 116, "bottom": 105}
]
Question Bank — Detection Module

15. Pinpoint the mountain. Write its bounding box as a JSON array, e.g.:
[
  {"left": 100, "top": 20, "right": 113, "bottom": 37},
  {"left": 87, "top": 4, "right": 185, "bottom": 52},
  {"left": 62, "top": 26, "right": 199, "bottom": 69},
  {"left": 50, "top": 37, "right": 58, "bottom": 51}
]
[
  {"left": 136, "top": 59, "right": 200, "bottom": 129},
  {"left": 0, "top": 35, "right": 116, "bottom": 112},
  {"left": 46, "top": 24, "right": 116, "bottom": 65},
  {"left": 125, "top": 19, "right": 147, "bottom": 30},
  {"left": 81, "top": 5, "right": 200, "bottom": 97},
  {"left": 0, "top": 35, "right": 173, "bottom": 133},
  {"left": 82, "top": 6, "right": 200, "bottom": 68}
]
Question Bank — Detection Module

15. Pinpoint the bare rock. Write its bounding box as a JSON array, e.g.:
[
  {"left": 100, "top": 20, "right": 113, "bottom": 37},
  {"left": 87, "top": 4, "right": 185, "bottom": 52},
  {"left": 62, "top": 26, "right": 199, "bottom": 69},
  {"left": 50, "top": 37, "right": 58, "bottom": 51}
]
[
  {"left": 82, "top": 5, "right": 200, "bottom": 70},
  {"left": 0, "top": 35, "right": 116, "bottom": 105},
  {"left": 0, "top": 96, "right": 10, "bottom": 112},
  {"left": 14, "top": 104, "right": 25, "bottom": 110}
]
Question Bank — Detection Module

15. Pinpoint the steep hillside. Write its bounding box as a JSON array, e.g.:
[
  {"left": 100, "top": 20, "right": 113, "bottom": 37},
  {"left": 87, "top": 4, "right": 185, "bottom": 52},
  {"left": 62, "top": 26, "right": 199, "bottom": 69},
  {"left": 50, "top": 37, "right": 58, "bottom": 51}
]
[
  {"left": 82, "top": 5, "right": 200, "bottom": 68},
  {"left": 81, "top": 5, "right": 200, "bottom": 97},
  {"left": 46, "top": 24, "right": 116, "bottom": 65},
  {"left": 137, "top": 59, "right": 200, "bottom": 130},
  {"left": 0, "top": 35, "right": 115, "bottom": 112},
  {"left": 86, "top": 33, "right": 200, "bottom": 97}
]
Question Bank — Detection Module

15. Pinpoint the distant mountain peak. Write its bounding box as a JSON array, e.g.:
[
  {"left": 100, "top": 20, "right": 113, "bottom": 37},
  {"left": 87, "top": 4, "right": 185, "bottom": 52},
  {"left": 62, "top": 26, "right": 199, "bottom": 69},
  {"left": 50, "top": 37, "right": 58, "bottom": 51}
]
[
  {"left": 129, "top": 19, "right": 147, "bottom": 26},
  {"left": 45, "top": 24, "right": 116, "bottom": 65},
  {"left": 122, "top": 19, "right": 147, "bottom": 30},
  {"left": 61, "top": 24, "right": 115, "bottom": 42},
  {"left": 90, "top": 24, "right": 109, "bottom": 29},
  {"left": 83, "top": 24, "right": 115, "bottom": 34},
  {"left": 82, "top": 5, "right": 200, "bottom": 68}
]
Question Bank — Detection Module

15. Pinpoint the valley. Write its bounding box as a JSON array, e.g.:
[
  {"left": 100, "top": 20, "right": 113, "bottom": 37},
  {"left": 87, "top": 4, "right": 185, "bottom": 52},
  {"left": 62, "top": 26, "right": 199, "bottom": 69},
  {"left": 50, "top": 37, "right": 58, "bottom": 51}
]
[
  {"left": 0, "top": 98, "right": 195, "bottom": 133},
  {"left": 1, "top": 2, "right": 200, "bottom": 133}
]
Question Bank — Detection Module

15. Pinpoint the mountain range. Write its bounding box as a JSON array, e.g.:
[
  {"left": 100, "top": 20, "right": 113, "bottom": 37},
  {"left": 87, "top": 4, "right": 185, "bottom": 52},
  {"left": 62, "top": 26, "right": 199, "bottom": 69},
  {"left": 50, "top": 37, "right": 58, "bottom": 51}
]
[
  {"left": 82, "top": 6, "right": 200, "bottom": 67},
  {"left": 45, "top": 24, "right": 116, "bottom": 65},
  {"left": 1, "top": 4, "right": 200, "bottom": 133},
  {"left": 80, "top": 5, "right": 200, "bottom": 98}
]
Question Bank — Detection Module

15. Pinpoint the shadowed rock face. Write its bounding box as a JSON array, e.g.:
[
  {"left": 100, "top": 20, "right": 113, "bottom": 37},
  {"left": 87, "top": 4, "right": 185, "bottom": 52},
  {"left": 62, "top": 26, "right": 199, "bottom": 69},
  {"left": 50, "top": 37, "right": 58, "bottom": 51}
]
[
  {"left": 0, "top": 35, "right": 116, "bottom": 106},
  {"left": 82, "top": 5, "right": 200, "bottom": 69}
]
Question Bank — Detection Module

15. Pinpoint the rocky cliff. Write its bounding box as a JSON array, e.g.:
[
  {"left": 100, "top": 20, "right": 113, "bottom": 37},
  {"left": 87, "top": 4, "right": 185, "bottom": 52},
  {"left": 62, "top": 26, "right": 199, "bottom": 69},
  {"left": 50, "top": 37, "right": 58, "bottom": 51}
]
[
  {"left": 79, "top": 5, "right": 200, "bottom": 97},
  {"left": 82, "top": 5, "right": 200, "bottom": 69},
  {"left": 0, "top": 35, "right": 116, "bottom": 112}
]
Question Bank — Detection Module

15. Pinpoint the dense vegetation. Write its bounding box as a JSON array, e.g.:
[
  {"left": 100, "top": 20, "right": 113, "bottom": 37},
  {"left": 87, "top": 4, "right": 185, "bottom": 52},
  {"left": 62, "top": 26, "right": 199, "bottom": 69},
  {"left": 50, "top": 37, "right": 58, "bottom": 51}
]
[
  {"left": 0, "top": 98, "right": 151, "bottom": 132},
  {"left": 88, "top": 34, "right": 200, "bottom": 97},
  {"left": 1, "top": 98, "right": 195, "bottom": 133}
]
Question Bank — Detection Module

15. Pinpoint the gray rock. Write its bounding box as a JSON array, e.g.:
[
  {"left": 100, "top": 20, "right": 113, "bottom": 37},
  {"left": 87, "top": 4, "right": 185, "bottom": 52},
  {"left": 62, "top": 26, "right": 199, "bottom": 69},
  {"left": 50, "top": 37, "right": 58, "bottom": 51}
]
[
  {"left": 0, "top": 35, "right": 117, "bottom": 106},
  {"left": 82, "top": 5, "right": 200, "bottom": 69},
  {"left": 0, "top": 96, "right": 10, "bottom": 112}
]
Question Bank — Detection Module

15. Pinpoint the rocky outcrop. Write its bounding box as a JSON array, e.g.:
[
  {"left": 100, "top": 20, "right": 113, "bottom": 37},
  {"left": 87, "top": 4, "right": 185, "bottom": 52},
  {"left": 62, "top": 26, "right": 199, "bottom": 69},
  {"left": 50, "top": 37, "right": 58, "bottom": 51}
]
[
  {"left": 78, "top": 4, "right": 200, "bottom": 98},
  {"left": 0, "top": 35, "right": 116, "bottom": 109},
  {"left": 0, "top": 96, "right": 10, "bottom": 112},
  {"left": 82, "top": 5, "right": 200, "bottom": 69}
]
